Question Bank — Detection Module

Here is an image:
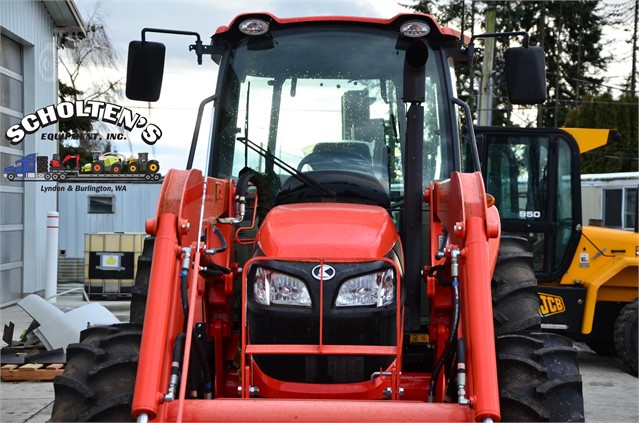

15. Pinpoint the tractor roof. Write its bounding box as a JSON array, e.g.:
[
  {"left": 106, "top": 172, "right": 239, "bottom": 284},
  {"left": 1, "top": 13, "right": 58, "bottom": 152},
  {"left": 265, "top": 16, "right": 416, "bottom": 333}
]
[{"left": 213, "top": 12, "right": 461, "bottom": 43}]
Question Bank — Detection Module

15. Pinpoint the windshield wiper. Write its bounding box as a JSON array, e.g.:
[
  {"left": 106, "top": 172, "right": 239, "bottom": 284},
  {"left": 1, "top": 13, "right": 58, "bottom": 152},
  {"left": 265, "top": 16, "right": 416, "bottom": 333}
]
[{"left": 236, "top": 137, "right": 336, "bottom": 200}]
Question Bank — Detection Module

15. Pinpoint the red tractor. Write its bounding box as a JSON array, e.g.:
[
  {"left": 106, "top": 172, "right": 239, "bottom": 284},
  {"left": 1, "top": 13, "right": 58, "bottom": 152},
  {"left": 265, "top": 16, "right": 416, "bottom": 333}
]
[{"left": 51, "top": 13, "right": 584, "bottom": 422}]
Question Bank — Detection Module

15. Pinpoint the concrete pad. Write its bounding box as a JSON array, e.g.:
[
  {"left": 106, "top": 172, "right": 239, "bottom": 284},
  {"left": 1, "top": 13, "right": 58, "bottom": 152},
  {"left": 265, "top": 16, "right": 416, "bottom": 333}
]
[
  {"left": 0, "top": 382, "right": 53, "bottom": 423},
  {"left": 579, "top": 352, "right": 639, "bottom": 423}
]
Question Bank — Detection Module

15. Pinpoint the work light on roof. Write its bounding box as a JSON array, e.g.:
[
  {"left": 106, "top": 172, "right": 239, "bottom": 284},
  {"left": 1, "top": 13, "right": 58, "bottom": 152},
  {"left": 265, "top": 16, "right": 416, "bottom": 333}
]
[
  {"left": 239, "top": 19, "right": 270, "bottom": 36},
  {"left": 400, "top": 21, "right": 431, "bottom": 38}
]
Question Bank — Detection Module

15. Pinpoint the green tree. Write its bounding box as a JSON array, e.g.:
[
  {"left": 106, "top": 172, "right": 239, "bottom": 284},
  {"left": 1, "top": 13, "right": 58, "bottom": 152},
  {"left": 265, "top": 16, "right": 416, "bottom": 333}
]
[
  {"left": 406, "top": 1, "right": 610, "bottom": 127},
  {"left": 564, "top": 93, "right": 638, "bottom": 173}
]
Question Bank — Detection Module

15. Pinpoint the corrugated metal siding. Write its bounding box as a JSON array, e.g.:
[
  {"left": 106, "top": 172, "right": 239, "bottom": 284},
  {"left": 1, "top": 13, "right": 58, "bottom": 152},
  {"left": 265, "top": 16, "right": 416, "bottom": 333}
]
[
  {"left": 1, "top": 1, "right": 64, "bottom": 295},
  {"left": 58, "top": 184, "right": 162, "bottom": 258}
]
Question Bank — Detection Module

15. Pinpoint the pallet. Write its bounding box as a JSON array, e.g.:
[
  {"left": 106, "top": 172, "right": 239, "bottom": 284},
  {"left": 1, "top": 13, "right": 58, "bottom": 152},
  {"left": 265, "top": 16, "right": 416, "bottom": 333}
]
[{"left": 1, "top": 363, "right": 64, "bottom": 381}]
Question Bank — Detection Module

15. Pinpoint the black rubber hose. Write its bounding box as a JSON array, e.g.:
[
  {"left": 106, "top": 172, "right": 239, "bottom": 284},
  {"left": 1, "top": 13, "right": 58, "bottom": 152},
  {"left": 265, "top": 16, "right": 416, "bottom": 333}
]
[
  {"left": 180, "top": 271, "right": 188, "bottom": 329},
  {"left": 429, "top": 278, "right": 460, "bottom": 399},
  {"left": 192, "top": 334, "right": 213, "bottom": 398}
]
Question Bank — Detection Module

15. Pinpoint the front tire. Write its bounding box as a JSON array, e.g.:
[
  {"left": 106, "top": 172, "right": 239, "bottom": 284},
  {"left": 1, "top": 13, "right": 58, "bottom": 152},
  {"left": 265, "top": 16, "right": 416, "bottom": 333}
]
[
  {"left": 92, "top": 161, "right": 105, "bottom": 174},
  {"left": 614, "top": 298, "right": 638, "bottom": 375},
  {"left": 50, "top": 324, "right": 141, "bottom": 422}
]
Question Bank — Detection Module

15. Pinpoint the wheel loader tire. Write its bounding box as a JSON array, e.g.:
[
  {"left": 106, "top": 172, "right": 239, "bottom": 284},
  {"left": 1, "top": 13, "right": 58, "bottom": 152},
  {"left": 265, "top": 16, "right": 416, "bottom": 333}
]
[
  {"left": 614, "top": 298, "right": 638, "bottom": 375},
  {"left": 130, "top": 236, "right": 154, "bottom": 325},
  {"left": 50, "top": 324, "right": 141, "bottom": 422},
  {"left": 111, "top": 162, "right": 122, "bottom": 174},
  {"left": 497, "top": 332, "right": 585, "bottom": 422},
  {"left": 492, "top": 235, "right": 541, "bottom": 335}
]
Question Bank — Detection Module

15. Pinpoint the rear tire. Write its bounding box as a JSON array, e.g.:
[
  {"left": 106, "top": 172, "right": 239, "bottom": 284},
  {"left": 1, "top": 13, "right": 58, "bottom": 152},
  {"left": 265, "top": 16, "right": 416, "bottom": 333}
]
[
  {"left": 497, "top": 332, "right": 585, "bottom": 422},
  {"left": 493, "top": 235, "right": 584, "bottom": 421},
  {"left": 614, "top": 298, "right": 638, "bottom": 375},
  {"left": 50, "top": 324, "right": 141, "bottom": 422},
  {"left": 492, "top": 235, "right": 541, "bottom": 335},
  {"left": 147, "top": 160, "right": 160, "bottom": 174}
]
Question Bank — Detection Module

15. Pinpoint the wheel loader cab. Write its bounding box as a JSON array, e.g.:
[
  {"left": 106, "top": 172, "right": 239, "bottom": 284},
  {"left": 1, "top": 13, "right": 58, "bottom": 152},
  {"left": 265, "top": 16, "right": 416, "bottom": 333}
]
[{"left": 208, "top": 16, "right": 456, "bottom": 391}]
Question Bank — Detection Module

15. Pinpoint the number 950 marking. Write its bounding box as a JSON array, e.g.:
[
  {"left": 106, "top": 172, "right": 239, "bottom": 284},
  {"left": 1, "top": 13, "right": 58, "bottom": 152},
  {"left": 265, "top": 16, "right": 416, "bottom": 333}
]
[{"left": 519, "top": 210, "right": 541, "bottom": 219}]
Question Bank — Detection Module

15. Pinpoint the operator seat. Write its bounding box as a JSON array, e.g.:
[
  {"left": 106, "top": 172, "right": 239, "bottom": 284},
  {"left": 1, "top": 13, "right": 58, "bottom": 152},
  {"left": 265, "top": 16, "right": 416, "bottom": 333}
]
[
  {"left": 297, "top": 142, "right": 374, "bottom": 174},
  {"left": 276, "top": 142, "right": 389, "bottom": 208}
]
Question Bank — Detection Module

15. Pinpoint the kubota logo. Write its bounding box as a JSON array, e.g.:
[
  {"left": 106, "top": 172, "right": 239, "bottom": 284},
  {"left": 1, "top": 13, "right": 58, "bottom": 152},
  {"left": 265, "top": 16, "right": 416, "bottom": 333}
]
[{"left": 539, "top": 293, "right": 566, "bottom": 317}]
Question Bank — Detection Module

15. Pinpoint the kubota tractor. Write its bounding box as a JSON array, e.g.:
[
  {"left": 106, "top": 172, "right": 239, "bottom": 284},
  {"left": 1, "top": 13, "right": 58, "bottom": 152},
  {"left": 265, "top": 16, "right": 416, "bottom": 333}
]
[{"left": 51, "top": 13, "right": 585, "bottom": 422}]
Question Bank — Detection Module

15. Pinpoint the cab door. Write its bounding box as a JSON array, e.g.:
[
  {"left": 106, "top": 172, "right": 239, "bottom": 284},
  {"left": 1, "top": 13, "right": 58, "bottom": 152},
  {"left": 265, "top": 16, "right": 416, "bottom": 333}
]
[{"left": 474, "top": 127, "right": 582, "bottom": 282}]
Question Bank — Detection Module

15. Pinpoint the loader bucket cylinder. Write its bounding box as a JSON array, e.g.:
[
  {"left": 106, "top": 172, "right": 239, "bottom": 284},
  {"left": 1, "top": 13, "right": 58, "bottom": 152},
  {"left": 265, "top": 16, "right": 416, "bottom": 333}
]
[
  {"left": 126, "top": 41, "right": 166, "bottom": 102},
  {"left": 403, "top": 40, "right": 428, "bottom": 102},
  {"left": 504, "top": 46, "right": 547, "bottom": 105}
]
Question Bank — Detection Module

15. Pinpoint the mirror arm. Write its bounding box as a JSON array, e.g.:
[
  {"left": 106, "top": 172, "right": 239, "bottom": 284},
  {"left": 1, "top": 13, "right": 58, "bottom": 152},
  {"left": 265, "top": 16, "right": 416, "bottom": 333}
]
[
  {"left": 466, "top": 31, "right": 530, "bottom": 57},
  {"left": 141, "top": 28, "right": 213, "bottom": 65},
  {"left": 470, "top": 31, "right": 530, "bottom": 48}
]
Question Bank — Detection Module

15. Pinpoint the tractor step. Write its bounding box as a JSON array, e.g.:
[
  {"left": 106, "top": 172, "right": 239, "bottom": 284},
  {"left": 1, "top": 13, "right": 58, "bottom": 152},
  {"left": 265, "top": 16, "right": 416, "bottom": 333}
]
[{"left": 1, "top": 363, "right": 64, "bottom": 381}]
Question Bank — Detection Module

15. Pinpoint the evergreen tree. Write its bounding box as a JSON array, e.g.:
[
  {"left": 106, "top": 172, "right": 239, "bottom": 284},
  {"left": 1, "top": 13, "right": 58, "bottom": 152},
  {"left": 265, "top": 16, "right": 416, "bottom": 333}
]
[
  {"left": 406, "top": 1, "right": 610, "bottom": 127},
  {"left": 564, "top": 93, "right": 638, "bottom": 173}
]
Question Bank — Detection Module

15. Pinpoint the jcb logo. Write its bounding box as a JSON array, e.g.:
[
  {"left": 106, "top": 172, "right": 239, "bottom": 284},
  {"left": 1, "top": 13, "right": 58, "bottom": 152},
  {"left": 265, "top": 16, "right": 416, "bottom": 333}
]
[{"left": 539, "top": 293, "right": 566, "bottom": 317}]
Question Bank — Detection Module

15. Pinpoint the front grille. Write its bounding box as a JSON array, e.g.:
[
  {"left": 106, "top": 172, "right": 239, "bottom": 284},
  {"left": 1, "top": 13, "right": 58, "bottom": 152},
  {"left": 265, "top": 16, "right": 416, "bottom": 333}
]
[{"left": 247, "top": 260, "right": 397, "bottom": 383}]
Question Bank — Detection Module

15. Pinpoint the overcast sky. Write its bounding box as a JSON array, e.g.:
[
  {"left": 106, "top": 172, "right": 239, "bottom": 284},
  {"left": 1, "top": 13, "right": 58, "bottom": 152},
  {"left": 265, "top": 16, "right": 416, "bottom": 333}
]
[{"left": 68, "top": 0, "right": 633, "bottom": 171}]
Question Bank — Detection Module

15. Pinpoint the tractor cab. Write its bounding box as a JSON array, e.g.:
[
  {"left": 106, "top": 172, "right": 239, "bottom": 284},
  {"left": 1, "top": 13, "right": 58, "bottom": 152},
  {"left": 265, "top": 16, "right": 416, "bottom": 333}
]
[
  {"left": 208, "top": 16, "right": 455, "bottom": 212},
  {"left": 204, "top": 14, "right": 460, "bottom": 389}
]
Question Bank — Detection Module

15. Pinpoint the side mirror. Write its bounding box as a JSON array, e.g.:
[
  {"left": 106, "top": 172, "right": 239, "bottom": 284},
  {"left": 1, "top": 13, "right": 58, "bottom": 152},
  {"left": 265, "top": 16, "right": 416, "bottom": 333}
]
[
  {"left": 504, "top": 46, "right": 546, "bottom": 105},
  {"left": 126, "top": 41, "right": 166, "bottom": 102}
]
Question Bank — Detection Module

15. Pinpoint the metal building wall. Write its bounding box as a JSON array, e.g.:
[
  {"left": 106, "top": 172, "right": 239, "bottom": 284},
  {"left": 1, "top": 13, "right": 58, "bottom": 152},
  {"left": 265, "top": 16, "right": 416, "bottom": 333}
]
[
  {"left": 581, "top": 172, "right": 639, "bottom": 228},
  {"left": 1, "top": 1, "right": 59, "bottom": 300},
  {"left": 57, "top": 183, "right": 162, "bottom": 258}
]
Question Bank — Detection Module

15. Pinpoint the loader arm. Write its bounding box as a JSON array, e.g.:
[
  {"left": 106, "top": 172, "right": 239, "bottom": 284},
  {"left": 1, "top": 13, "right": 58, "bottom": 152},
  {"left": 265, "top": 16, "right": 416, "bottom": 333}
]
[
  {"left": 133, "top": 169, "right": 235, "bottom": 420},
  {"left": 430, "top": 171, "right": 501, "bottom": 421}
]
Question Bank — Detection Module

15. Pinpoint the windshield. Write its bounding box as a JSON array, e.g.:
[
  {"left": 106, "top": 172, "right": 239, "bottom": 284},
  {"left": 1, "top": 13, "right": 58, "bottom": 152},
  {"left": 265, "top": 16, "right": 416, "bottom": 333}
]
[{"left": 212, "top": 26, "right": 452, "bottom": 202}]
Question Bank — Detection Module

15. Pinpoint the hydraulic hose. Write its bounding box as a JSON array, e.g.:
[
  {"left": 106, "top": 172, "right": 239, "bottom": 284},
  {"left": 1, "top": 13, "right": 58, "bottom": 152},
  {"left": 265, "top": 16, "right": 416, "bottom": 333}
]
[
  {"left": 429, "top": 277, "right": 460, "bottom": 401},
  {"left": 457, "top": 338, "right": 469, "bottom": 404},
  {"left": 180, "top": 271, "right": 189, "bottom": 329},
  {"left": 164, "top": 333, "right": 186, "bottom": 402},
  {"left": 193, "top": 334, "right": 213, "bottom": 399}
]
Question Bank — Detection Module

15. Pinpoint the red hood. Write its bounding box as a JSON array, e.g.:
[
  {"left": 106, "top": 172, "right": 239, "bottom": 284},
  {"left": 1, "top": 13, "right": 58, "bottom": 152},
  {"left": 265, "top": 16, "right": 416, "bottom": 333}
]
[{"left": 256, "top": 203, "right": 399, "bottom": 260}]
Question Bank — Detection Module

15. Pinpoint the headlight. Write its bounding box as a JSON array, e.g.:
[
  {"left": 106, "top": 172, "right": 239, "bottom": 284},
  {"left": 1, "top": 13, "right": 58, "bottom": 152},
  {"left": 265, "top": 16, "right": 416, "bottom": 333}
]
[
  {"left": 335, "top": 269, "right": 394, "bottom": 307},
  {"left": 253, "top": 267, "right": 312, "bottom": 307}
]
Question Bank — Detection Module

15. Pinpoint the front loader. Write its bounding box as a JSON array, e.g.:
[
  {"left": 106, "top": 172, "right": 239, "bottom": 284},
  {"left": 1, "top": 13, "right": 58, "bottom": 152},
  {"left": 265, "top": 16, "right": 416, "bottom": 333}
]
[{"left": 51, "top": 13, "right": 585, "bottom": 422}]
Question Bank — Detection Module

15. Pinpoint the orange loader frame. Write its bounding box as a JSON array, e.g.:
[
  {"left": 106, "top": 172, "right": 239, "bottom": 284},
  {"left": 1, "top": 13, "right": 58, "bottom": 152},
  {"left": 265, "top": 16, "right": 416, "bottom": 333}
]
[{"left": 129, "top": 166, "right": 502, "bottom": 422}]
